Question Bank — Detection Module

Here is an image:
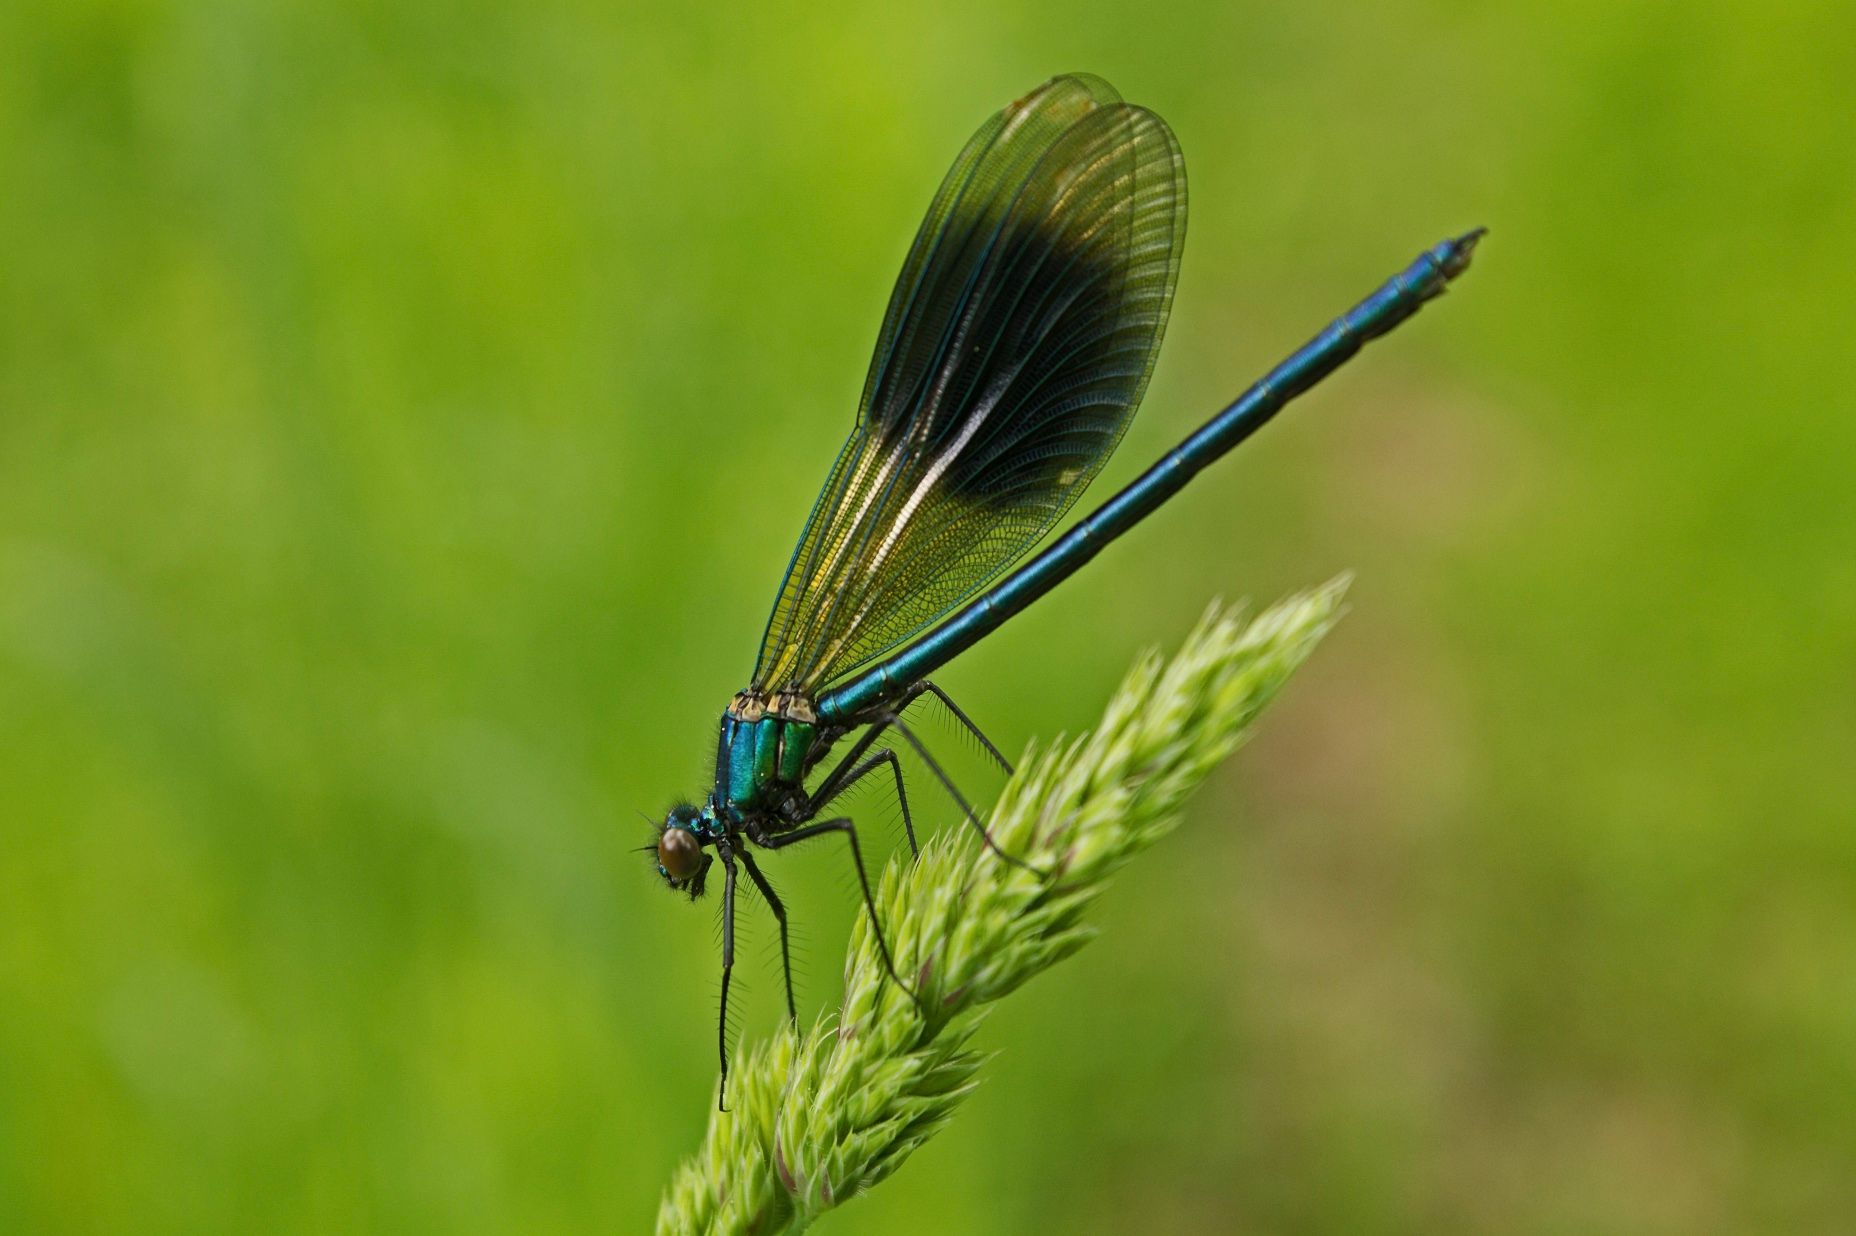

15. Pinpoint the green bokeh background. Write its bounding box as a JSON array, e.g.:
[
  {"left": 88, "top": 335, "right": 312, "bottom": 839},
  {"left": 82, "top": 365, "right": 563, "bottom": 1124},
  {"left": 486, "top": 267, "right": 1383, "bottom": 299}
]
[{"left": 4, "top": 1, "right": 1852, "bottom": 1231}]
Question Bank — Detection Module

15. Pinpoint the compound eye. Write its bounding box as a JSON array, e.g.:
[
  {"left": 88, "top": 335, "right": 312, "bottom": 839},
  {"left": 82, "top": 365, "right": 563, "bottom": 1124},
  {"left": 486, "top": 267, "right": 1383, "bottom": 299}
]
[{"left": 657, "top": 827, "right": 704, "bottom": 882}]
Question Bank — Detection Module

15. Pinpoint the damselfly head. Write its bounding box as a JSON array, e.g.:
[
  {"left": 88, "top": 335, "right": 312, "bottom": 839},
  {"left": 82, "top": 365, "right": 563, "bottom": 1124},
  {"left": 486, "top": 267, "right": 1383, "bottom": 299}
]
[{"left": 655, "top": 804, "right": 712, "bottom": 898}]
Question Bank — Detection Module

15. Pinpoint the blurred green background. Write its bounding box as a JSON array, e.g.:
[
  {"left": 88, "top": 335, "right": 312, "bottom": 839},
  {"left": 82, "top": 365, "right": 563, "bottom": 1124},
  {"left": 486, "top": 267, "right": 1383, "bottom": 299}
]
[{"left": 3, "top": 0, "right": 1853, "bottom": 1231}]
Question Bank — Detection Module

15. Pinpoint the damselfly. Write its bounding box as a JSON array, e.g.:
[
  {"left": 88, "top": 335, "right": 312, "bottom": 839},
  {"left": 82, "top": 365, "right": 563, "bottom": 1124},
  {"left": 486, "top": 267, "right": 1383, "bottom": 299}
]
[{"left": 648, "top": 74, "right": 1481, "bottom": 1102}]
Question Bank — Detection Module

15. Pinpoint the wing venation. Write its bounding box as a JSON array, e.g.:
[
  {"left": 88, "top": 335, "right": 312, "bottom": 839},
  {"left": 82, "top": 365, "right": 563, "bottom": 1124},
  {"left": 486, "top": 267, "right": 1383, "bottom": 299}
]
[{"left": 752, "top": 74, "right": 1187, "bottom": 693}]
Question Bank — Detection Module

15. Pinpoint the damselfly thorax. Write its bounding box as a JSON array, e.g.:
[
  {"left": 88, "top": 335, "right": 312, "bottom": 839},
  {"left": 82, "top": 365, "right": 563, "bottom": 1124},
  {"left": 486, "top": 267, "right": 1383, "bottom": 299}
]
[{"left": 712, "top": 688, "right": 835, "bottom": 819}]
